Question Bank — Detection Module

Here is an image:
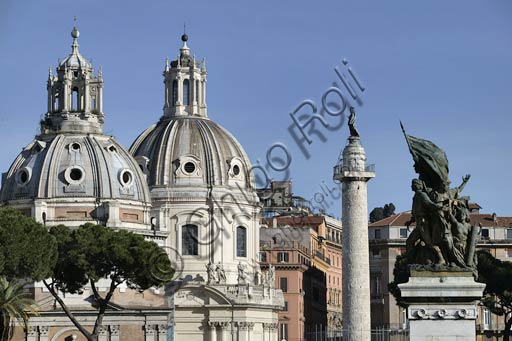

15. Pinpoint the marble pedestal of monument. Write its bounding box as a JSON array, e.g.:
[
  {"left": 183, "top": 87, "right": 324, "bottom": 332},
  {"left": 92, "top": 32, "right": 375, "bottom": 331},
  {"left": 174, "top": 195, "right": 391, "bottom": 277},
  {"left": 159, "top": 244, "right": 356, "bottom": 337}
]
[{"left": 398, "top": 270, "right": 485, "bottom": 341}]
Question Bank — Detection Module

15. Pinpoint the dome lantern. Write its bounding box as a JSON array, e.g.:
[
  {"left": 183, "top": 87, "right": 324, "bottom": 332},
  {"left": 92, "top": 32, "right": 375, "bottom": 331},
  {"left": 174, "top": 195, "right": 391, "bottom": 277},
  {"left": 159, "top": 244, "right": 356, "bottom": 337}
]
[
  {"left": 43, "top": 26, "right": 104, "bottom": 135},
  {"left": 163, "top": 34, "right": 207, "bottom": 118}
]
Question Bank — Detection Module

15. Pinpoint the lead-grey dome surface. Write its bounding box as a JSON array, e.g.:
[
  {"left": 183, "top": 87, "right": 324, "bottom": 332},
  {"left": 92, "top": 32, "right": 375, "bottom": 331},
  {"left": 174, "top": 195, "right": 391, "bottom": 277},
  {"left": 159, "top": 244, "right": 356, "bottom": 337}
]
[
  {"left": 129, "top": 116, "right": 255, "bottom": 190},
  {"left": 1, "top": 133, "right": 151, "bottom": 204}
]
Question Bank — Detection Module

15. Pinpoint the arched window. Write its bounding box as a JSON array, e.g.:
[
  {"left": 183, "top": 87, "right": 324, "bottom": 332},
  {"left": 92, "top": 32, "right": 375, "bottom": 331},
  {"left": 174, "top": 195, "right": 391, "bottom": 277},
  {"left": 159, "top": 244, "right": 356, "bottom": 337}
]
[
  {"left": 72, "top": 87, "right": 79, "bottom": 111},
  {"left": 54, "top": 93, "right": 59, "bottom": 112},
  {"left": 91, "top": 97, "right": 96, "bottom": 111},
  {"left": 182, "top": 224, "right": 198, "bottom": 256},
  {"left": 236, "top": 226, "right": 247, "bottom": 257},
  {"left": 195, "top": 80, "right": 199, "bottom": 102},
  {"left": 183, "top": 79, "right": 190, "bottom": 105},
  {"left": 172, "top": 80, "right": 178, "bottom": 105}
]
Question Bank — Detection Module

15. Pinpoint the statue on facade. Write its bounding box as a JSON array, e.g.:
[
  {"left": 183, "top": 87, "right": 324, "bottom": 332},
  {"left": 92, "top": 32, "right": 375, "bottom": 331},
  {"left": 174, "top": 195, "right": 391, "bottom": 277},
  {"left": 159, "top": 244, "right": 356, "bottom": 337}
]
[
  {"left": 348, "top": 106, "right": 360, "bottom": 137},
  {"left": 267, "top": 264, "right": 275, "bottom": 286},
  {"left": 254, "top": 262, "right": 262, "bottom": 285},
  {"left": 237, "top": 262, "right": 246, "bottom": 284},
  {"left": 206, "top": 261, "right": 216, "bottom": 284},
  {"left": 216, "top": 262, "right": 226, "bottom": 284},
  {"left": 401, "top": 122, "right": 479, "bottom": 271}
]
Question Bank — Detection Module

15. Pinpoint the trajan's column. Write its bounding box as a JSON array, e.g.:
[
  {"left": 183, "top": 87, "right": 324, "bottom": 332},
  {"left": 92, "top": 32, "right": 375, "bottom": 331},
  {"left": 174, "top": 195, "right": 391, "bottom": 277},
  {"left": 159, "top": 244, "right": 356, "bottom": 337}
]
[{"left": 333, "top": 107, "right": 375, "bottom": 341}]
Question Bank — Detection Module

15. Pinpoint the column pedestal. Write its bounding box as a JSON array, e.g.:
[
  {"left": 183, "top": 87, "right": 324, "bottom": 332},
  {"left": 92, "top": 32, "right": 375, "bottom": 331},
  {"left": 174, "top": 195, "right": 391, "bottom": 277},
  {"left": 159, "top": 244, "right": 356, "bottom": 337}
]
[{"left": 398, "top": 270, "right": 485, "bottom": 341}]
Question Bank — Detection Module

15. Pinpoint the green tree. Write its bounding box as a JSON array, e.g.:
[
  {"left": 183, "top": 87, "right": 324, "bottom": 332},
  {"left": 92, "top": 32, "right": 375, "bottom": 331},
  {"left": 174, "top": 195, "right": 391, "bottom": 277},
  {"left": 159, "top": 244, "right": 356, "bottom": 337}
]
[
  {"left": 0, "top": 277, "right": 39, "bottom": 341},
  {"left": 369, "top": 203, "right": 396, "bottom": 223},
  {"left": 477, "top": 251, "right": 512, "bottom": 341},
  {"left": 369, "top": 207, "right": 384, "bottom": 223},
  {"left": 0, "top": 208, "right": 57, "bottom": 339},
  {"left": 0, "top": 276, "right": 37, "bottom": 341},
  {"left": 46, "top": 224, "right": 174, "bottom": 341},
  {"left": 0, "top": 208, "right": 57, "bottom": 281}
]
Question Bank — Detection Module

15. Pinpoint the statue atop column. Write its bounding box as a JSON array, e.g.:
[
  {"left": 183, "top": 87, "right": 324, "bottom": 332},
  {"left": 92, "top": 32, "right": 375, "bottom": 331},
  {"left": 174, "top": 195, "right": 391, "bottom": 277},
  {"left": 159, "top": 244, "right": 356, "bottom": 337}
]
[
  {"left": 348, "top": 107, "right": 360, "bottom": 138},
  {"left": 401, "top": 122, "right": 479, "bottom": 271}
]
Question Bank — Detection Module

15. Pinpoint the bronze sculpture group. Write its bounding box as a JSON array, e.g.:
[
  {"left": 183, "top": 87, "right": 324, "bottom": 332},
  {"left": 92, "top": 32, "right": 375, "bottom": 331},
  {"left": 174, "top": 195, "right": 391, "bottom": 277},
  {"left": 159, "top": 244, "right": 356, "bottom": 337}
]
[{"left": 401, "top": 123, "right": 479, "bottom": 271}]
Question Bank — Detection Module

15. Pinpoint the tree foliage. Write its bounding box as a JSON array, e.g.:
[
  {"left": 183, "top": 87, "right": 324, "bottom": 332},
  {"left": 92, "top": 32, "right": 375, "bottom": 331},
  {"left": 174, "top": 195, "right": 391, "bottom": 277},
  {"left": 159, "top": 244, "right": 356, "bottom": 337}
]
[
  {"left": 0, "top": 208, "right": 57, "bottom": 281},
  {"left": 46, "top": 223, "right": 174, "bottom": 341},
  {"left": 370, "top": 203, "right": 396, "bottom": 223},
  {"left": 477, "top": 251, "right": 512, "bottom": 341},
  {"left": 0, "top": 276, "right": 38, "bottom": 341}
]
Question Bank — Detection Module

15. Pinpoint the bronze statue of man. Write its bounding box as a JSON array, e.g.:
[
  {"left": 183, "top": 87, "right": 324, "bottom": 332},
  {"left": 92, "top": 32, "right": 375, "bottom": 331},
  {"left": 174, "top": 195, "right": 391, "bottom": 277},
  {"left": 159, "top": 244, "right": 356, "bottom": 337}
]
[
  {"left": 405, "top": 179, "right": 446, "bottom": 264},
  {"left": 348, "top": 107, "right": 360, "bottom": 137}
]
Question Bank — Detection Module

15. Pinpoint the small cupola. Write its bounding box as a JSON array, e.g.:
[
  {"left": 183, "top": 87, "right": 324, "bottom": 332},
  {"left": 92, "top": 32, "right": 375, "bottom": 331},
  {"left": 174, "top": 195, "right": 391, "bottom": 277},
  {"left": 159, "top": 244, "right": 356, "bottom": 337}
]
[
  {"left": 43, "top": 26, "right": 104, "bottom": 134},
  {"left": 163, "top": 34, "right": 207, "bottom": 117}
]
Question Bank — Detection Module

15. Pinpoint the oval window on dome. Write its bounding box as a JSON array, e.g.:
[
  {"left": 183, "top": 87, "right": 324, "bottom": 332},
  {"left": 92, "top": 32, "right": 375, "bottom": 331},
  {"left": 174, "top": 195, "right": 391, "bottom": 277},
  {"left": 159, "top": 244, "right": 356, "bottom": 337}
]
[
  {"left": 64, "top": 166, "right": 85, "bottom": 185},
  {"left": 70, "top": 142, "right": 81, "bottom": 152},
  {"left": 184, "top": 162, "right": 196, "bottom": 174},
  {"left": 119, "top": 169, "right": 134, "bottom": 187},
  {"left": 15, "top": 167, "right": 31, "bottom": 186},
  {"left": 233, "top": 164, "right": 241, "bottom": 176}
]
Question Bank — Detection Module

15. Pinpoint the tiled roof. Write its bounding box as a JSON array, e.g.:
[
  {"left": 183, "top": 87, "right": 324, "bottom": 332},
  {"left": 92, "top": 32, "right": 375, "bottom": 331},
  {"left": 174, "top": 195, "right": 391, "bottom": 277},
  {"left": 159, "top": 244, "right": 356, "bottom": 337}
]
[
  {"left": 369, "top": 212, "right": 512, "bottom": 228},
  {"left": 261, "top": 215, "right": 325, "bottom": 227}
]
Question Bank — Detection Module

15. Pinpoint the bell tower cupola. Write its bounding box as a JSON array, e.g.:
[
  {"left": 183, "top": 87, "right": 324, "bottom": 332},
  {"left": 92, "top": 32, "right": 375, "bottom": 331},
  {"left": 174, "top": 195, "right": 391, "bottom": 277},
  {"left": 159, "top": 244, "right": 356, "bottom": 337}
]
[
  {"left": 163, "top": 34, "right": 207, "bottom": 117},
  {"left": 43, "top": 26, "right": 104, "bottom": 134}
]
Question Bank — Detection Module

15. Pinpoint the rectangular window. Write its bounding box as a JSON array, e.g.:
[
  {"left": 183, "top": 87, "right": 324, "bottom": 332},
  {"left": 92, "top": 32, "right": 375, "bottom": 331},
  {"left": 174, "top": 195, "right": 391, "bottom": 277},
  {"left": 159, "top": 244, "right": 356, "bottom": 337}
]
[
  {"left": 374, "top": 229, "right": 381, "bottom": 239},
  {"left": 182, "top": 225, "right": 198, "bottom": 255},
  {"left": 283, "top": 301, "right": 288, "bottom": 311},
  {"left": 280, "top": 277, "right": 288, "bottom": 293},
  {"left": 400, "top": 228, "right": 408, "bottom": 238},
  {"left": 278, "top": 252, "right": 289, "bottom": 262},
  {"left": 507, "top": 229, "right": 512, "bottom": 239},
  {"left": 482, "top": 228, "right": 489, "bottom": 239},
  {"left": 279, "top": 323, "right": 288, "bottom": 341},
  {"left": 483, "top": 308, "right": 491, "bottom": 329},
  {"left": 259, "top": 251, "right": 267, "bottom": 262},
  {"left": 236, "top": 226, "right": 247, "bottom": 257}
]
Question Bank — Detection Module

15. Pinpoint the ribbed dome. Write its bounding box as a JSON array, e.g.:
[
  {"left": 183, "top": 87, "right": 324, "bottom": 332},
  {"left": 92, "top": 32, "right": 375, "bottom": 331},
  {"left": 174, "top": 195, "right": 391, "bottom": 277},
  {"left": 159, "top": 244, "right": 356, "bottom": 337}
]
[
  {"left": 129, "top": 116, "right": 255, "bottom": 190},
  {"left": 1, "top": 134, "right": 150, "bottom": 203}
]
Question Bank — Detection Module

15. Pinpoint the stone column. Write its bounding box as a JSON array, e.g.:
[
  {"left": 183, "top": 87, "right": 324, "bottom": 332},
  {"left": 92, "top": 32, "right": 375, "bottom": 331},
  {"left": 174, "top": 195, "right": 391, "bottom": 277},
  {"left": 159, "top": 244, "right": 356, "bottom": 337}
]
[
  {"left": 98, "top": 325, "right": 108, "bottom": 341},
  {"left": 262, "top": 323, "right": 270, "bottom": 341},
  {"left": 39, "top": 326, "right": 49, "bottom": 341},
  {"left": 206, "top": 322, "right": 217, "bottom": 341},
  {"left": 110, "top": 325, "right": 120, "bottom": 341},
  {"left": 144, "top": 324, "right": 157, "bottom": 341},
  {"left": 334, "top": 136, "right": 374, "bottom": 341},
  {"left": 26, "top": 326, "right": 38, "bottom": 341},
  {"left": 157, "top": 324, "right": 167, "bottom": 341},
  {"left": 219, "top": 322, "right": 230, "bottom": 341},
  {"left": 269, "top": 323, "right": 278, "bottom": 341}
]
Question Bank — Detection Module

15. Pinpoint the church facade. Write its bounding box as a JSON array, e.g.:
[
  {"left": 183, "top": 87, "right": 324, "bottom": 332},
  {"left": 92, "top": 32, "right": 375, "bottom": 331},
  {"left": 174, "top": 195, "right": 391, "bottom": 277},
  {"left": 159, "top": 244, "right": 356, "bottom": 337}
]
[{"left": 0, "top": 27, "right": 283, "bottom": 341}]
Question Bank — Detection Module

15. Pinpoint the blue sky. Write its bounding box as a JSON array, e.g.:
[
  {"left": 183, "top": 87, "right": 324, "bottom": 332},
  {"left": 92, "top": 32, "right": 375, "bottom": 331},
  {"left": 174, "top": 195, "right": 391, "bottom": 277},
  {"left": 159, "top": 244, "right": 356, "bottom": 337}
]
[{"left": 1, "top": 0, "right": 511, "bottom": 218}]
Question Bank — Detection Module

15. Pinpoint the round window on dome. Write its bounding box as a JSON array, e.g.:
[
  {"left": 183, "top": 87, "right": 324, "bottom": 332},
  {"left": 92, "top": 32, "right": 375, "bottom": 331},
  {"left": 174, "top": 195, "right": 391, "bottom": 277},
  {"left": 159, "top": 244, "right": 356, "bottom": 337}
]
[
  {"left": 64, "top": 166, "right": 85, "bottom": 185},
  {"left": 119, "top": 169, "right": 134, "bottom": 187},
  {"left": 70, "top": 168, "right": 83, "bottom": 181},
  {"left": 233, "top": 164, "right": 241, "bottom": 176},
  {"left": 184, "top": 162, "right": 196, "bottom": 174},
  {"left": 71, "top": 142, "right": 81, "bottom": 152},
  {"left": 15, "top": 168, "right": 31, "bottom": 186}
]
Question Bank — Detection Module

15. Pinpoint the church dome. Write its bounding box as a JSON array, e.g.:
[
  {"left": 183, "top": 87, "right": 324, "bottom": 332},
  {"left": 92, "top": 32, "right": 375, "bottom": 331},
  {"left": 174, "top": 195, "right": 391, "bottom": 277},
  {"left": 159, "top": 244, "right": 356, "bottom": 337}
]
[
  {"left": 1, "top": 134, "right": 150, "bottom": 204},
  {"left": 0, "top": 27, "right": 153, "bottom": 231},
  {"left": 130, "top": 116, "right": 255, "bottom": 191}
]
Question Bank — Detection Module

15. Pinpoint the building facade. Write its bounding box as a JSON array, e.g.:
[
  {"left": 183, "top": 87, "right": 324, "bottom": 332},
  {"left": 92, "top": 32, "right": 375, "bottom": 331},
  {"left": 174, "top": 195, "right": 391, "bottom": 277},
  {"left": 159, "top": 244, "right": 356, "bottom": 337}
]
[{"left": 257, "top": 181, "right": 343, "bottom": 339}]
